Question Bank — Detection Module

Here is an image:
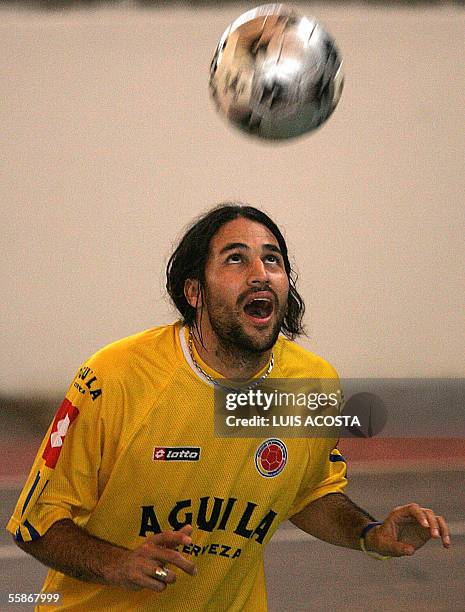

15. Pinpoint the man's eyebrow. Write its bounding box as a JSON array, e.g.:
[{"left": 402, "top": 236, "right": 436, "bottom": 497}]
[
  {"left": 263, "top": 243, "right": 282, "bottom": 254},
  {"left": 219, "top": 242, "right": 249, "bottom": 255},
  {"left": 218, "top": 242, "right": 282, "bottom": 255}
]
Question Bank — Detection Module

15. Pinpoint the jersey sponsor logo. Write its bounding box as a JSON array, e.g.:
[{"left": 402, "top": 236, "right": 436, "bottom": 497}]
[
  {"left": 42, "top": 399, "right": 79, "bottom": 468},
  {"left": 153, "top": 447, "right": 201, "bottom": 461},
  {"left": 181, "top": 541, "right": 242, "bottom": 560},
  {"left": 73, "top": 366, "right": 102, "bottom": 401},
  {"left": 139, "top": 496, "right": 277, "bottom": 546},
  {"left": 254, "top": 438, "right": 288, "bottom": 478}
]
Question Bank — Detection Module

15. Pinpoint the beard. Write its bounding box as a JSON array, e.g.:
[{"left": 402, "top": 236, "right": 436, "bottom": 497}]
[{"left": 203, "top": 285, "right": 287, "bottom": 356}]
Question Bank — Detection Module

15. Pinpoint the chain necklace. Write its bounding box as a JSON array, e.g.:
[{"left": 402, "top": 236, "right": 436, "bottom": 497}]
[{"left": 188, "top": 328, "right": 274, "bottom": 393}]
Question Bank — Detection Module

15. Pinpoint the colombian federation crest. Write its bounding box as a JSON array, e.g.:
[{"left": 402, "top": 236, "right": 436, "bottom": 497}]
[{"left": 255, "top": 439, "right": 288, "bottom": 478}]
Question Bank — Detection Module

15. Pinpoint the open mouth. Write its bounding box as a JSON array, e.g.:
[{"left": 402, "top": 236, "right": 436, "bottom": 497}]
[{"left": 243, "top": 296, "right": 274, "bottom": 321}]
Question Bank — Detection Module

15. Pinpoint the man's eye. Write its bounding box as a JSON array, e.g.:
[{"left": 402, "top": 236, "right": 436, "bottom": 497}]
[
  {"left": 264, "top": 254, "right": 279, "bottom": 264},
  {"left": 226, "top": 253, "right": 242, "bottom": 263}
]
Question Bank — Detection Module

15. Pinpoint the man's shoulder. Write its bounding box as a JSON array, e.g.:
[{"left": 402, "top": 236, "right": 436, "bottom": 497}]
[
  {"left": 275, "top": 336, "right": 339, "bottom": 378},
  {"left": 84, "top": 322, "right": 182, "bottom": 373}
]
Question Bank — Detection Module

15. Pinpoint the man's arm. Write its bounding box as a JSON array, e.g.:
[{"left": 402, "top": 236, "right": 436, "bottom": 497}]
[
  {"left": 15, "top": 519, "right": 197, "bottom": 592},
  {"left": 290, "top": 493, "right": 450, "bottom": 557}
]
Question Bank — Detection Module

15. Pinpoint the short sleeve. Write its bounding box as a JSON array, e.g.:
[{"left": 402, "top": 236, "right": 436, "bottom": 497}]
[
  {"left": 286, "top": 442, "right": 348, "bottom": 519},
  {"left": 6, "top": 359, "right": 120, "bottom": 543}
]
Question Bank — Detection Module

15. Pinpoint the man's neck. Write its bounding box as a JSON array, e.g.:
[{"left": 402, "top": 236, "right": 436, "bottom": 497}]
[{"left": 190, "top": 328, "right": 271, "bottom": 380}]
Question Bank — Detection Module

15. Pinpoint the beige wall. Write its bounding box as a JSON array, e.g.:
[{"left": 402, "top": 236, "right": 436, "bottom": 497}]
[{"left": 1, "top": 4, "right": 464, "bottom": 395}]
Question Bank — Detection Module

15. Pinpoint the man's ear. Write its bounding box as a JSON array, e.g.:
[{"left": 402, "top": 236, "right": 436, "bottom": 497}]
[{"left": 184, "top": 278, "right": 203, "bottom": 309}]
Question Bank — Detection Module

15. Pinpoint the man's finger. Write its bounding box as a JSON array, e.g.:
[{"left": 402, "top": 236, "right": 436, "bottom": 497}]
[
  {"left": 140, "top": 544, "right": 197, "bottom": 576},
  {"left": 178, "top": 524, "right": 193, "bottom": 537},
  {"left": 422, "top": 508, "right": 441, "bottom": 538},
  {"left": 132, "top": 573, "right": 168, "bottom": 593},
  {"left": 147, "top": 529, "right": 192, "bottom": 549},
  {"left": 151, "top": 547, "right": 198, "bottom": 576},
  {"left": 436, "top": 515, "right": 451, "bottom": 548},
  {"left": 391, "top": 503, "right": 436, "bottom": 532},
  {"left": 143, "top": 565, "right": 177, "bottom": 585}
]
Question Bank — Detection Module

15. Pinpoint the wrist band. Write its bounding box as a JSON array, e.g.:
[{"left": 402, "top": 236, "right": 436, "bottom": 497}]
[{"left": 359, "top": 522, "right": 391, "bottom": 560}]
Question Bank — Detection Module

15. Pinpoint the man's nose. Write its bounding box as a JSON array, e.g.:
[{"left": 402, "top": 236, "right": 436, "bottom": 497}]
[{"left": 247, "top": 258, "right": 268, "bottom": 285}]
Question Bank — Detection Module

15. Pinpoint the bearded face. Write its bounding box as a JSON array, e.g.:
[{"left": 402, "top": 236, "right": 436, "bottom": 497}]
[{"left": 200, "top": 217, "right": 289, "bottom": 355}]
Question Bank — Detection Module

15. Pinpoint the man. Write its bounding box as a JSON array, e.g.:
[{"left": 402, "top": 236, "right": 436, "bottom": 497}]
[{"left": 8, "top": 204, "right": 450, "bottom": 611}]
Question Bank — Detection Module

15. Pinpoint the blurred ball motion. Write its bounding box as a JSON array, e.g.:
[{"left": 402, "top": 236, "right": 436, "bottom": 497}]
[{"left": 209, "top": 4, "right": 344, "bottom": 141}]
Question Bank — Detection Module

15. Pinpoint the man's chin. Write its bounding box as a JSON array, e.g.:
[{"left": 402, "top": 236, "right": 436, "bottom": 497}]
[
  {"left": 209, "top": 311, "right": 284, "bottom": 355},
  {"left": 237, "top": 321, "right": 281, "bottom": 353}
]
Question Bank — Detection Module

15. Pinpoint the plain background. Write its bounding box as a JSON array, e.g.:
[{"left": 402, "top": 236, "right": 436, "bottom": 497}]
[{"left": 1, "top": 3, "right": 464, "bottom": 399}]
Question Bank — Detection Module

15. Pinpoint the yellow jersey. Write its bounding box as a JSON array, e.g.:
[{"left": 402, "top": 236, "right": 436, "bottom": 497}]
[{"left": 7, "top": 322, "right": 347, "bottom": 611}]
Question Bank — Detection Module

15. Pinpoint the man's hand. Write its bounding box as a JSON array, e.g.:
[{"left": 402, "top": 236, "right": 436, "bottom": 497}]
[
  {"left": 365, "top": 503, "right": 451, "bottom": 557},
  {"left": 289, "top": 493, "right": 451, "bottom": 559},
  {"left": 16, "top": 519, "right": 198, "bottom": 592},
  {"left": 109, "top": 525, "right": 197, "bottom": 592}
]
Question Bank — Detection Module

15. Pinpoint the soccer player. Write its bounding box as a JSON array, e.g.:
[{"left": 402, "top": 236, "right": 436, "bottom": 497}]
[{"left": 8, "top": 204, "right": 450, "bottom": 611}]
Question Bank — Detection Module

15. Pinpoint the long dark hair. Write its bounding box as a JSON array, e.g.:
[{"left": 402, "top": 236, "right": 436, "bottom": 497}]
[{"left": 166, "top": 203, "right": 305, "bottom": 340}]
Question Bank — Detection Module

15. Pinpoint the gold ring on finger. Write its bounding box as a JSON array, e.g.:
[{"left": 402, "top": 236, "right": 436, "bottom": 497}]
[{"left": 154, "top": 566, "right": 169, "bottom": 581}]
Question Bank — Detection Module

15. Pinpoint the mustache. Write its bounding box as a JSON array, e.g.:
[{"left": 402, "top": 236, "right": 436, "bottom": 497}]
[{"left": 237, "top": 285, "right": 280, "bottom": 307}]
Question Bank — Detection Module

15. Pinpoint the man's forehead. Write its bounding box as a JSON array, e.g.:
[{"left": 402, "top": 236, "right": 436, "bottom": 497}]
[{"left": 210, "top": 218, "right": 279, "bottom": 250}]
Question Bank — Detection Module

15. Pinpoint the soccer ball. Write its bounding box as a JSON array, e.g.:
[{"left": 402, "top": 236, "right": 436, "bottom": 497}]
[{"left": 209, "top": 4, "right": 344, "bottom": 141}]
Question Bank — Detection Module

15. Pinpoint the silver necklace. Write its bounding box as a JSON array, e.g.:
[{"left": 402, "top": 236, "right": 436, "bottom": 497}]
[{"left": 188, "top": 328, "right": 274, "bottom": 392}]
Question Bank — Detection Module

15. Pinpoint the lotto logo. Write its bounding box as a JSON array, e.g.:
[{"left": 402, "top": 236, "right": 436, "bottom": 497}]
[{"left": 153, "top": 447, "right": 201, "bottom": 461}]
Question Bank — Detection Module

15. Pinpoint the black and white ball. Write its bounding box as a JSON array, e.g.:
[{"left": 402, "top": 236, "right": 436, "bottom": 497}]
[{"left": 209, "top": 4, "right": 344, "bottom": 141}]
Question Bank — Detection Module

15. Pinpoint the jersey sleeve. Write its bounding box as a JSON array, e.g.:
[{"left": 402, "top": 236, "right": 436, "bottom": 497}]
[
  {"left": 6, "top": 358, "right": 122, "bottom": 543},
  {"left": 286, "top": 442, "right": 348, "bottom": 519},
  {"left": 283, "top": 352, "right": 348, "bottom": 517}
]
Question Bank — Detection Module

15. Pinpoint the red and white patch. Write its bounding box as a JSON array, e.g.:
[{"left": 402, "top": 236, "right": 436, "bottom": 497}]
[
  {"left": 42, "top": 399, "right": 79, "bottom": 468},
  {"left": 255, "top": 438, "right": 288, "bottom": 478}
]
